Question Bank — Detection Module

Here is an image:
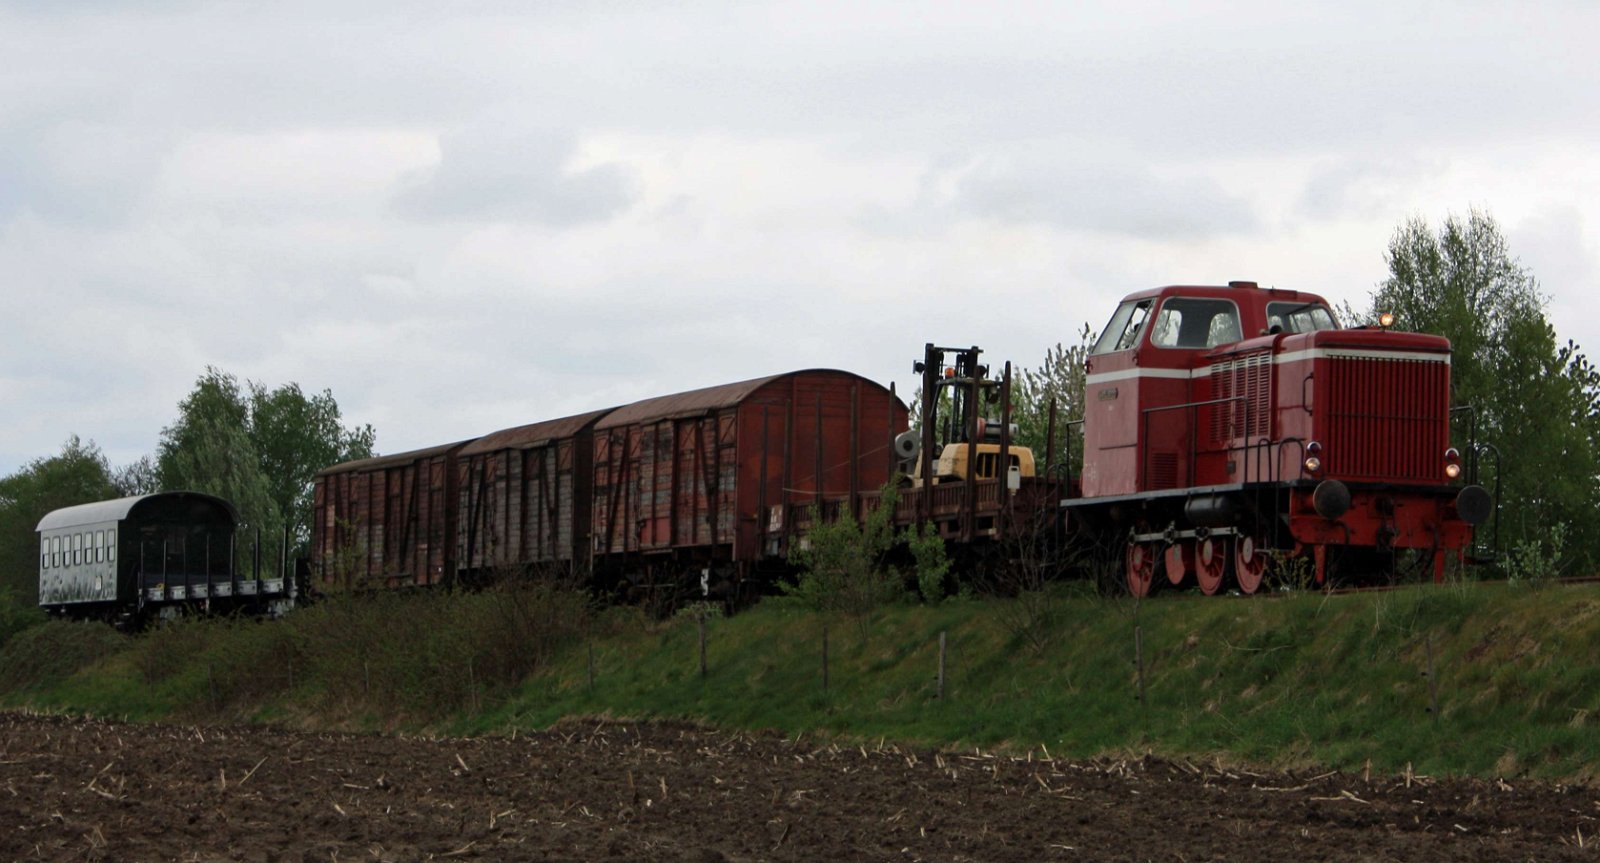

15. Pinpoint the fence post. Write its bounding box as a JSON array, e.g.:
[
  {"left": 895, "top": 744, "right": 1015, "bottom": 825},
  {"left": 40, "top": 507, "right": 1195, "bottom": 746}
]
[
  {"left": 937, "top": 630, "right": 947, "bottom": 700},
  {"left": 698, "top": 612, "right": 708, "bottom": 679},
  {"left": 587, "top": 642, "right": 596, "bottom": 693},
  {"left": 1135, "top": 624, "right": 1147, "bottom": 705},
  {"left": 1424, "top": 633, "right": 1440, "bottom": 723},
  {"left": 822, "top": 624, "right": 830, "bottom": 692}
]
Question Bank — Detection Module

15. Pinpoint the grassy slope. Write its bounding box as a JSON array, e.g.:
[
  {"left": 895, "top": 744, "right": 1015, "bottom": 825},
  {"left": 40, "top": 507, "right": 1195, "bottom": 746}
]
[{"left": 4, "top": 580, "right": 1600, "bottom": 781}]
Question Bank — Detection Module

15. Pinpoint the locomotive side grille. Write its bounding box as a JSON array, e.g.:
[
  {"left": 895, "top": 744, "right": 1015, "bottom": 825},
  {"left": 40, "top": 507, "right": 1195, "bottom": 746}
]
[
  {"left": 1325, "top": 355, "right": 1448, "bottom": 481},
  {"left": 1149, "top": 452, "right": 1179, "bottom": 490},
  {"left": 1210, "top": 351, "right": 1271, "bottom": 443}
]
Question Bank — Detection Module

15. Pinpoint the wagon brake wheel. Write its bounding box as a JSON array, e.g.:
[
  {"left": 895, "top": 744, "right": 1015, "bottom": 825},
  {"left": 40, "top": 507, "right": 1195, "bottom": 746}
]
[
  {"left": 1234, "top": 534, "right": 1268, "bottom": 595},
  {"left": 1196, "top": 537, "right": 1228, "bottom": 596},
  {"left": 1125, "top": 542, "right": 1157, "bottom": 598}
]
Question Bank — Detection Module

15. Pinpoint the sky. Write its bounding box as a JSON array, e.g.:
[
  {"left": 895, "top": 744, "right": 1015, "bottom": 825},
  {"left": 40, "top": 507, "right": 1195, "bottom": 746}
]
[{"left": 3, "top": 0, "right": 1598, "bottom": 476}]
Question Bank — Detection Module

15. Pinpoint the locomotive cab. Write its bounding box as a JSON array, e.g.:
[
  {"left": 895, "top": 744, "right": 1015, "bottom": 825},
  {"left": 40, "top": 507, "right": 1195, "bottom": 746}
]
[{"left": 1071, "top": 281, "right": 1491, "bottom": 595}]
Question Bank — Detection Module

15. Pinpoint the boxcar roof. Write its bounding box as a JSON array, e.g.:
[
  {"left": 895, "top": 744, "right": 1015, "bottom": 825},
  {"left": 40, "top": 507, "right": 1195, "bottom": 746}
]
[
  {"left": 315, "top": 440, "right": 476, "bottom": 477},
  {"left": 595, "top": 369, "right": 897, "bottom": 430},
  {"left": 36, "top": 491, "right": 238, "bottom": 531},
  {"left": 461, "top": 408, "right": 616, "bottom": 456}
]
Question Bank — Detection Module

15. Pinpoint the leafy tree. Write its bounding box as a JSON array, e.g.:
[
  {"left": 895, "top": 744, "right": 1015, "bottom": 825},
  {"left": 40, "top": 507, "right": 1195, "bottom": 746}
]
[
  {"left": 1364, "top": 209, "right": 1600, "bottom": 572},
  {"left": 112, "top": 455, "right": 160, "bottom": 497},
  {"left": 157, "top": 368, "right": 375, "bottom": 557},
  {"left": 250, "top": 381, "right": 376, "bottom": 541},
  {"left": 1010, "top": 325, "right": 1093, "bottom": 475},
  {"left": 0, "top": 437, "right": 119, "bottom": 606}
]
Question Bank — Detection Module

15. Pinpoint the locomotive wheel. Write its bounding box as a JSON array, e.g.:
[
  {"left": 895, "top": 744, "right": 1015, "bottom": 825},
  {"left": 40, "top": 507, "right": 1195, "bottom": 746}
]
[
  {"left": 1196, "top": 538, "right": 1227, "bottom": 596},
  {"left": 1235, "top": 535, "right": 1268, "bottom": 595},
  {"left": 1125, "top": 542, "right": 1157, "bottom": 598},
  {"left": 1163, "top": 542, "right": 1192, "bottom": 587}
]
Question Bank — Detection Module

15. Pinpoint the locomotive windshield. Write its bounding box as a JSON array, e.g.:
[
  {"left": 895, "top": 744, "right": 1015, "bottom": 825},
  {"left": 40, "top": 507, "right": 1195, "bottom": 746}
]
[
  {"left": 1266, "top": 301, "right": 1338, "bottom": 334},
  {"left": 1091, "top": 298, "right": 1154, "bottom": 354}
]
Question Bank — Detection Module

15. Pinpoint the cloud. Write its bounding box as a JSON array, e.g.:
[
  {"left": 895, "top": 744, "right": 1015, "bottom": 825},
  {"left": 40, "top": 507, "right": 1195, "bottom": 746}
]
[
  {"left": 389, "top": 125, "right": 639, "bottom": 225},
  {"left": 946, "top": 157, "right": 1258, "bottom": 240},
  {"left": 1298, "top": 157, "right": 1442, "bottom": 221}
]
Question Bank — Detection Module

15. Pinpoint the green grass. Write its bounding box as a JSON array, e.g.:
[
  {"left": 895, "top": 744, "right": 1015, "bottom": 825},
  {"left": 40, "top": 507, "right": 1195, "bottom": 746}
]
[{"left": 5, "top": 579, "right": 1600, "bottom": 781}]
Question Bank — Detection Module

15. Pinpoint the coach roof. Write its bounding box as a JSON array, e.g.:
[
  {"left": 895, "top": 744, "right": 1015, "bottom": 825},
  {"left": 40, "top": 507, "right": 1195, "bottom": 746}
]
[{"left": 36, "top": 491, "right": 238, "bottom": 531}]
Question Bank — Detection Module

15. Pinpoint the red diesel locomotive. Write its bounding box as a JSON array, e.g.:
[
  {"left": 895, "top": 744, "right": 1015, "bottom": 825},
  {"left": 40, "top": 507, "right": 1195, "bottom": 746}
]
[
  {"left": 1064, "top": 281, "right": 1492, "bottom": 595},
  {"left": 306, "top": 280, "right": 1491, "bottom": 600}
]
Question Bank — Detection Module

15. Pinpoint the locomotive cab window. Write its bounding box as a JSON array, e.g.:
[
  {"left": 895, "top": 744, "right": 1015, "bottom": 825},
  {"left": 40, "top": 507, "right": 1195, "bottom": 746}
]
[
  {"left": 1266, "top": 301, "right": 1338, "bottom": 334},
  {"left": 1150, "top": 297, "right": 1241, "bottom": 349},
  {"left": 1092, "top": 298, "right": 1154, "bottom": 354}
]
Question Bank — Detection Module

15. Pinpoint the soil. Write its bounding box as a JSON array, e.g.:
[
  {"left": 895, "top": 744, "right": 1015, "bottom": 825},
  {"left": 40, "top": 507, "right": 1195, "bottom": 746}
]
[{"left": 2, "top": 712, "right": 1596, "bottom": 862}]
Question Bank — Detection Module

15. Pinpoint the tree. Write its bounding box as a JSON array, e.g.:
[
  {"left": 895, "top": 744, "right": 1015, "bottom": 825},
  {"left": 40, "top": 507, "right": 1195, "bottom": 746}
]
[
  {"left": 1010, "top": 325, "right": 1093, "bottom": 475},
  {"left": 0, "top": 437, "right": 119, "bottom": 606},
  {"left": 157, "top": 368, "right": 375, "bottom": 558},
  {"left": 1364, "top": 209, "right": 1600, "bottom": 572},
  {"left": 249, "top": 380, "right": 376, "bottom": 542}
]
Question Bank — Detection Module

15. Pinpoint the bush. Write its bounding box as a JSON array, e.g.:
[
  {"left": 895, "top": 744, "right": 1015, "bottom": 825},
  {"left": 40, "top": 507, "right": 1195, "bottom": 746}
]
[
  {"left": 0, "top": 620, "right": 127, "bottom": 694},
  {"left": 785, "top": 487, "right": 907, "bottom": 624},
  {"left": 0, "top": 588, "right": 46, "bottom": 652}
]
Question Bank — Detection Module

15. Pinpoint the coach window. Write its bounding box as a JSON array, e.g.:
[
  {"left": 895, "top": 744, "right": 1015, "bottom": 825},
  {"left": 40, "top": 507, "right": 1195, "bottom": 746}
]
[
  {"left": 1092, "top": 298, "right": 1155, "bottom": 354},
  {"left": 52, "top": 536, "right": 61, "bottom": 568},
  {"left": 1150, "top": 297, "right": 1242, "bottom": 350},
  {"left": 41, "top": 537, "right": 49, "bottom": 569},
  {"left": 95, "top": 531, "right": 104, "bottom": 562},
  {"left": 108, "top": 532, "right": 115, "bottom": 561}
]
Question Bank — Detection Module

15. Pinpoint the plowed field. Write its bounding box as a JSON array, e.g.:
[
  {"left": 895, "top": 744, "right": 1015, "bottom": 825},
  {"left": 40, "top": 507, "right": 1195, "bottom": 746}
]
[{"left": 2, "top": 712, "right": 1595, "bottom": 861}]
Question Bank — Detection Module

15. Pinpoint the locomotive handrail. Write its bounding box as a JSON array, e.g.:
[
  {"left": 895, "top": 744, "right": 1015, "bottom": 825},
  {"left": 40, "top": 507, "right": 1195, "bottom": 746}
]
[
  {"left": 1139, "top": 395, "right": 1248, "bottom": 489},
  {"left": 1048, "top": 418, "right": 1085, "bottom": 493}
]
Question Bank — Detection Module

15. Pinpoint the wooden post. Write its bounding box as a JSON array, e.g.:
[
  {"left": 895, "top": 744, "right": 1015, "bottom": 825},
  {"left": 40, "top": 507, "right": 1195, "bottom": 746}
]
[
  {"left": 1135, "top": 625, "right": 1146, "bottom": 705},
  {"left": 1425, "top": 634, "right": 1439, "bottom": 722},
  {"left": 698, "top": 612, "right": 708, "bottom": 679},
  {"left": 822, "top": 624, "right": 830, "bottom": 692},
  {"left": 588, "top": 642, "right": 596, "bottom": 693},
  {"left": 937, "top": 630, "right": 947, "bottom": 700}
]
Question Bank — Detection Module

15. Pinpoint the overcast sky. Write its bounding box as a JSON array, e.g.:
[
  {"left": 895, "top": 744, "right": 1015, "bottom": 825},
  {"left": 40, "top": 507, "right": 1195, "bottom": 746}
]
[{"left": 4, "top": 0, "right": 1598, "bottom": 477}]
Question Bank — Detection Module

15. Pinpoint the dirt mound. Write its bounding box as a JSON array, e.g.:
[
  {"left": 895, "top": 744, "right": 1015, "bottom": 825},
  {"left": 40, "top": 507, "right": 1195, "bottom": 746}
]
[{"left": 1, "top": 712, "right": 1593, "bottom": 861}]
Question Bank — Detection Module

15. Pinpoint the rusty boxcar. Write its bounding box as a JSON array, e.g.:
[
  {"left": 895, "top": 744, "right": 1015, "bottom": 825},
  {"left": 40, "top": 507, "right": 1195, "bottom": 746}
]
[
  {"left": 312, "top": 441, "right": 472, "bottom": 589},
  {"left": 455, "top": 409, "right": 613, "bottom": 578},
  {"left": 590, "top": 370, "right": 908, "bottom": 593}
]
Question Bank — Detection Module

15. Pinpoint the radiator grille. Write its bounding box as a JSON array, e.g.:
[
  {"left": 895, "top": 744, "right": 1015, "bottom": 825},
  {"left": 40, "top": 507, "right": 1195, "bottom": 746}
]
[
  {"left": 1210, "top": 351, "right": 1272, "bottom": 443},
  {"left": 1325, "top": 355, "right": 1449, "bottom": 481},
  {"left": 1148, "top": 453, "right": 1179, "bottom": 490}
]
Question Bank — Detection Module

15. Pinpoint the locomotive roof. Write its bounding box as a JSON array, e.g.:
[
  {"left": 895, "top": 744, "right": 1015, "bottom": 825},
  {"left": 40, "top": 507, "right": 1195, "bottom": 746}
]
[
  {"left": 36, "top": 491, "right": 238, "bottom": 532},
  {"left": 1119, "top": 283, "right": 1329, "bottom": 305},
  {"left": 461, "top": 408, "right": 617, "bottom": 455},
  {"left": 315, "top": 439, "right": 475, "bottom": 477},
  {"left": 595, "top": 369, "right": 897, "bottom": 430}
]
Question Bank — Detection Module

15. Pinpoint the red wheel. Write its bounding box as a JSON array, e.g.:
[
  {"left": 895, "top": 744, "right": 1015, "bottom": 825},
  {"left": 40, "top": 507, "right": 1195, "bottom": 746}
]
[
  {"left": 1126, "top": 542, "right": 1156, "bottom": 598},
  {"left": 1196, "top": 537, "right": 1227, "bottom": 595},
  {"left": 1235, "top": 535, "right": 1267, "bottom": 595},
  {"left": 1163, "top": 542, "right": 1192, "bottom": 586}
]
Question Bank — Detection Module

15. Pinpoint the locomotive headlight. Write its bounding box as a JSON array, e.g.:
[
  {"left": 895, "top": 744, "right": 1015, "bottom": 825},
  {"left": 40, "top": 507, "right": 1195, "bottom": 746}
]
[
  {"left": 1444, "top": 447, "right": 1462, "bottom": 479},
  {"left": 1303, "top": 441, "right": 1323, "bottom": 475}
]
